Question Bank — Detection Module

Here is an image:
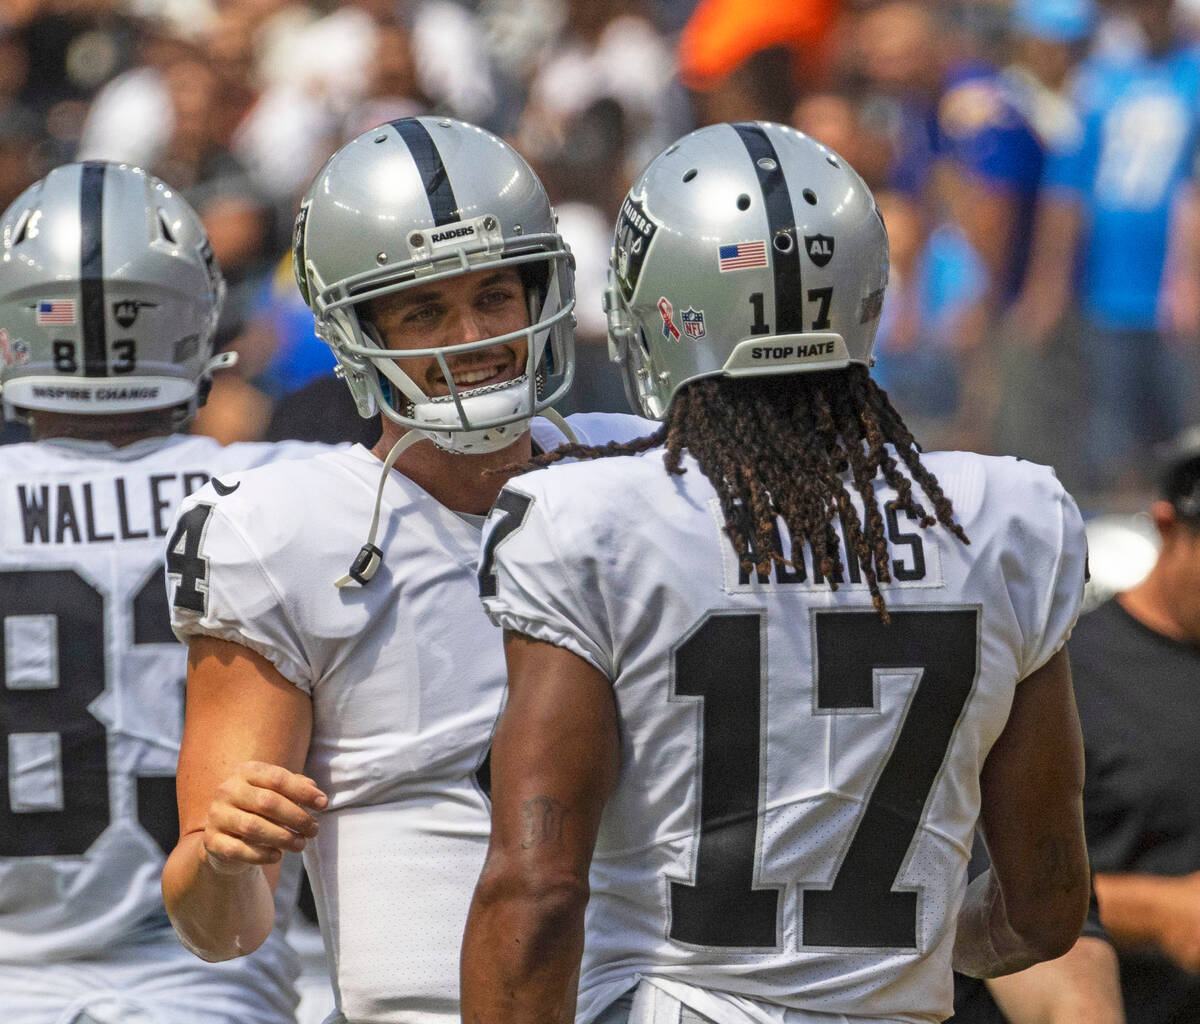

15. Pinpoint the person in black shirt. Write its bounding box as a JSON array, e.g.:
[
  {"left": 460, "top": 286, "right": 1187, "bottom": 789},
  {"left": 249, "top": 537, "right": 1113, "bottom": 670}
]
[{"left": 1070, "top": 432, "right": 1200, "bottom": 1024}]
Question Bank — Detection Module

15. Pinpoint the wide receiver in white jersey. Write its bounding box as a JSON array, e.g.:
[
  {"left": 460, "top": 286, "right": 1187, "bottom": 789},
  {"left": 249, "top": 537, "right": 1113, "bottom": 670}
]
[
  {"left": 160, "top": 118, "right": 652, "bottom": 1024},
  {"left": 463, "top": 123, "right": 1092, "bottom": 1024},
  {"left": 0, "top": 162, "right": 318, "bottom": 1023}
]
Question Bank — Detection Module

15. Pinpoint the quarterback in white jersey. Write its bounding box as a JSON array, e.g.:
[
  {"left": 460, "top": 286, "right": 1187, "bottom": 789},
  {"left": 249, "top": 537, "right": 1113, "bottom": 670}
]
[
  {"left": 161, "top": 118, "right": 654, "bottom": 1024},
  {"left": 0, "top": 162, "right": 317, "bottom": 1023},
  {"left": 463, "top": 123, "right": 1091, "bottom": 1024}
]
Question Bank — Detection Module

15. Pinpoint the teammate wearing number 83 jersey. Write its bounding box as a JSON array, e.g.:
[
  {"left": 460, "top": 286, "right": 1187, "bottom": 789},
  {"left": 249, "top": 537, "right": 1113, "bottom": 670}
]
[
  {"left": 0, "top": 163, "right": 322, "bottom": 1022},
  {"left": 463, "top": 123, "right": 1092, "bottom": 1024}
]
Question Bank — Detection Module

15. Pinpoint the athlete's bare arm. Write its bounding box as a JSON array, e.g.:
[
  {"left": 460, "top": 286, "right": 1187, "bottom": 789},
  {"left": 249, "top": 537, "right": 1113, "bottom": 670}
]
[
  {"left": 162, "top": 636, "right": 325, "bottom": 962},
  {"left": 954, "top": 647, "right": 1090, "bottom": 977},
  {"left": 984, "top": 934, "right": 1124, "bottom": 1024},
  {"left": 461, "top": 631, "right": 621, "bottom": 1024}
]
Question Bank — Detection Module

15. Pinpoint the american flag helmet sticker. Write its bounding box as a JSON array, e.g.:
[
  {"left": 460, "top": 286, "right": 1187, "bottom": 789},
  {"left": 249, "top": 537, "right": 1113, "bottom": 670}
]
[
  {"left": 717, "top": 241, "right": 768, "bottom": 272},
  {"left": 36, "top": 300, "right": 76, "bottom": 325}
]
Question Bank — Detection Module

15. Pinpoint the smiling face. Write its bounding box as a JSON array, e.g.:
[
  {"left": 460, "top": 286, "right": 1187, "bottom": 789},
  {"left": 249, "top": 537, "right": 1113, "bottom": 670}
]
[{"left": 363, "top": 266, "right": 530, "bottom": 398}]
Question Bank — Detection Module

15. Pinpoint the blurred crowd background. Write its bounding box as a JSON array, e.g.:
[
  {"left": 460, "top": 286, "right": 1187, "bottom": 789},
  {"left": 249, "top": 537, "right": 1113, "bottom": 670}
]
[{"left": 1, "top": 0, "right": 1198, "bottom": 526}]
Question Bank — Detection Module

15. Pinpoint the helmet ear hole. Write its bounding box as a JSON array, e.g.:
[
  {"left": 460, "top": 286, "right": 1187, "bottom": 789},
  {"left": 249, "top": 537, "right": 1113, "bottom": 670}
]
[
  {"left": 518, "top": 261, "right": 550, "bottom": 311},
  {"left": 359, "top": 316, "right": 385, "bottom": 348},
  {"left": 157, "top": 211, "right": 176, "bottom": 243}
]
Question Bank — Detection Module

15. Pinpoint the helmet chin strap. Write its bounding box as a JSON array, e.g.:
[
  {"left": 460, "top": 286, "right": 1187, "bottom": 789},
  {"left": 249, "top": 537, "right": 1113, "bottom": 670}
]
[
  {"left": 335, "top": 429, "right": 424, "bottom": 588},
  {"left": 334, "top": 408, "right": 578, "bottom": 589},
  {"left": 539, "top": 406, "right": 578, "bottom": 445}
]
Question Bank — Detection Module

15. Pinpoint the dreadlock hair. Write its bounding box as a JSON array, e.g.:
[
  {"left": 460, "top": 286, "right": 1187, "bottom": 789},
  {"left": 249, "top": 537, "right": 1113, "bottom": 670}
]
[{"left": 520, "top": 365, "right": 969, "bottom": 621}]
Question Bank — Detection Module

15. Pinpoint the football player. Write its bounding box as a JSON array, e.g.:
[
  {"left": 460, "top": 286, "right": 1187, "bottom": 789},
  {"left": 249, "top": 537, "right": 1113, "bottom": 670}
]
[
  {"left": 160, "top": 118, "right": 653, "bottom": 1024},
  {"left": 0, "top": 162, "right": 319, "bottom": 1023},
  {"left": 464, "top": 122, "right": 1091, "bottom": 1024}
]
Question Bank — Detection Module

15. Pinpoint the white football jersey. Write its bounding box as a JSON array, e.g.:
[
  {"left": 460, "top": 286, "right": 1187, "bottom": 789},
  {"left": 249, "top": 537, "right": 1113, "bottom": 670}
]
[
  {"left": 479, "top": 449, "right": 1088, "bottom": 1024},
  {"left": 0, "top": 434, "right": 319, "bottom": 996},
  {"left": 166, "top": 413, "right": 655, "bottom": 1024}
]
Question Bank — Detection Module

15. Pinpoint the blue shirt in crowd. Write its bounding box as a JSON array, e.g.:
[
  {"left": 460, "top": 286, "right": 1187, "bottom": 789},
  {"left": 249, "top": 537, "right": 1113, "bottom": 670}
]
[
  {"left": 1042, "top": 45, "right": 1200, "bottom": 330},
  {"left": 937, "top": 62, "right": 1046, "bottom": 301}
]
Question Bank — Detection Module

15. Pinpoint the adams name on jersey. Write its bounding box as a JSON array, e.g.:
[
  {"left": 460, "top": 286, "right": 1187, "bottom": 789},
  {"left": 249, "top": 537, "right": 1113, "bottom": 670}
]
[
  {"left": 479, "top": 448, "right": 1088, "bottom": 1024},
  {"left": 166, "top": 412, "right": 652, "bottom": 1024},
  {"left": 0, "top": 433, "right": 318, "bottom": 979}
]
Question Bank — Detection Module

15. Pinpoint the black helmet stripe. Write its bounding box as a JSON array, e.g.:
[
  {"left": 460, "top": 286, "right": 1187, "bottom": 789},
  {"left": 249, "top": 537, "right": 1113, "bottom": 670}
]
[
  {"left": 79, "top": 161, "right": 108, "bottom": 376},
  {"left": 390, "top": 118, "right": 461, "bottom": 227},
  {"left": 732, "top": 123, "right": 804, "bottom": 334}
]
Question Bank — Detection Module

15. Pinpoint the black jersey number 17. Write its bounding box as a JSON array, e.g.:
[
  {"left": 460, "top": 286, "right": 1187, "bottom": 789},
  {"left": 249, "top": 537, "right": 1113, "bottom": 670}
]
[{"left": 668, "top": 607, "right": 979, "bottom": 950}]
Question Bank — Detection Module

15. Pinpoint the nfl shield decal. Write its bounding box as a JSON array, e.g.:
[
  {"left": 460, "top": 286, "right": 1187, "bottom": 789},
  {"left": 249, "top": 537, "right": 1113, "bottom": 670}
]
[
  {"left": 681, "top": 307, "right": 706, "bottom": 339},
  {"left": 805, "top": 234, "right": 834, "bottom": 267}
]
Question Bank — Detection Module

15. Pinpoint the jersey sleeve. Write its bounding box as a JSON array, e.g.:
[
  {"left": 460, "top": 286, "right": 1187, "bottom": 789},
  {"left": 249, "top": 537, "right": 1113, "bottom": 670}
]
[
  {"left": 998, "top": 464, "right": 1088, "bottom": 679},
  {"left": 939, "top": 83, "right": 1041, "bottom": 193},
  {"left": 478, "top": 480, "right": 614, "bottom": 678},
  {"left": 1039, "top": 72, "right": 1100, "bottom": 196},
  {"left": 167, "top": 489, "right": 314, "bottom": 691},
  {"left": 564, "top": 411, "right": 659, "bottom": 446}
]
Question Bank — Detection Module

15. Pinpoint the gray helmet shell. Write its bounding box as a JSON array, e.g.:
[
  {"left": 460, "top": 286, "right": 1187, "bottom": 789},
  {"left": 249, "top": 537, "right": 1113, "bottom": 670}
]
[
  {"left": 0, "top": 161, "right": 227, "bottom": 421},
  {"left": 605, "top": 122, "right": 888, "bottom": 419},
  {"left": 294, "top": 117, "right": 576, "bottom": 454}
]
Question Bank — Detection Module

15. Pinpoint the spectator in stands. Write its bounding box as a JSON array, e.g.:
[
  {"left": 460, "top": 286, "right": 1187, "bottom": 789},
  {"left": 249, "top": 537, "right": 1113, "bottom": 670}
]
[
  {"left": 792, "top": 88, "right": 893, "bottom": 190},
  {"left": 1069, "top": 430, "right": 1200, "bottom": 1022},
  {"left": 793, "top": 84, "right": 988, "bottom": 450},
  {"left": 537, "top": 97, "right": 631, "bottom": 415},
  {"left": 847, "top": 0, "right": 944, "bottom": 198},
  {"left": 518, "top": 0, "right": 687, "bottom": 181},
  {"left": 1017, "top": 0, "right": 1200, "bottom": 494},
  {"left": 950, "top": 0, "right": 1096, "bottom": 485},
  {"left": 16, "top": 0, "right": 141, "bottom": 161},
  {"left": 868, "top": 186, "right": 988, "bottom": 451},
  {"left": 940, "top": 0, "right": 1095, "bottom": 304}
]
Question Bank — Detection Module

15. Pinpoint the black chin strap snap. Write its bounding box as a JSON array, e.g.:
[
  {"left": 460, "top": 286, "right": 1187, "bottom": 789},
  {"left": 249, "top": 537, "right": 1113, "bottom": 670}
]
[{"left": 346, "top": 544, "right": 383, "bottom": 585}]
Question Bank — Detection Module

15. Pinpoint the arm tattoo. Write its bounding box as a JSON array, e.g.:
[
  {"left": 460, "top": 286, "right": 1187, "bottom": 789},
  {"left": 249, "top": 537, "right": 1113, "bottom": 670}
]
[
  {"left": 1035, "top": 834, "right": 1087, "bottom": 895},
  {"left": 522, "top": 796, "right": 569, "bottom": 849}
]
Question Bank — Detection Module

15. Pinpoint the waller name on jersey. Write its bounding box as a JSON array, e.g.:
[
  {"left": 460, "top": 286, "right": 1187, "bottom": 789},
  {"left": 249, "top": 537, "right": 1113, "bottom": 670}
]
[{"left": 11, "top": 471, "right": 212, "bottom": 545}]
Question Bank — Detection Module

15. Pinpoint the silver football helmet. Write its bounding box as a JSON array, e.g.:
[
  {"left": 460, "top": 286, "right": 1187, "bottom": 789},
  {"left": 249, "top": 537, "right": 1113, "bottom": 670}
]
[
  {"left": 294, "top": 117, "right": 576, "bottom": 454},
  {"left": 0, "top": 161, "right": 228, "bottom": 422},
  {"left": 605, "top": 122, "right": 889, "bottom": 419}
]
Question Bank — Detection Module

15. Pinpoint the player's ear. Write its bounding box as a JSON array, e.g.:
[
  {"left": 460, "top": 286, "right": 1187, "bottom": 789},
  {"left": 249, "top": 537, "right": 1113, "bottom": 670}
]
[{"left": 1150, "top": 499, "right": 1181, "bottom": 540}]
